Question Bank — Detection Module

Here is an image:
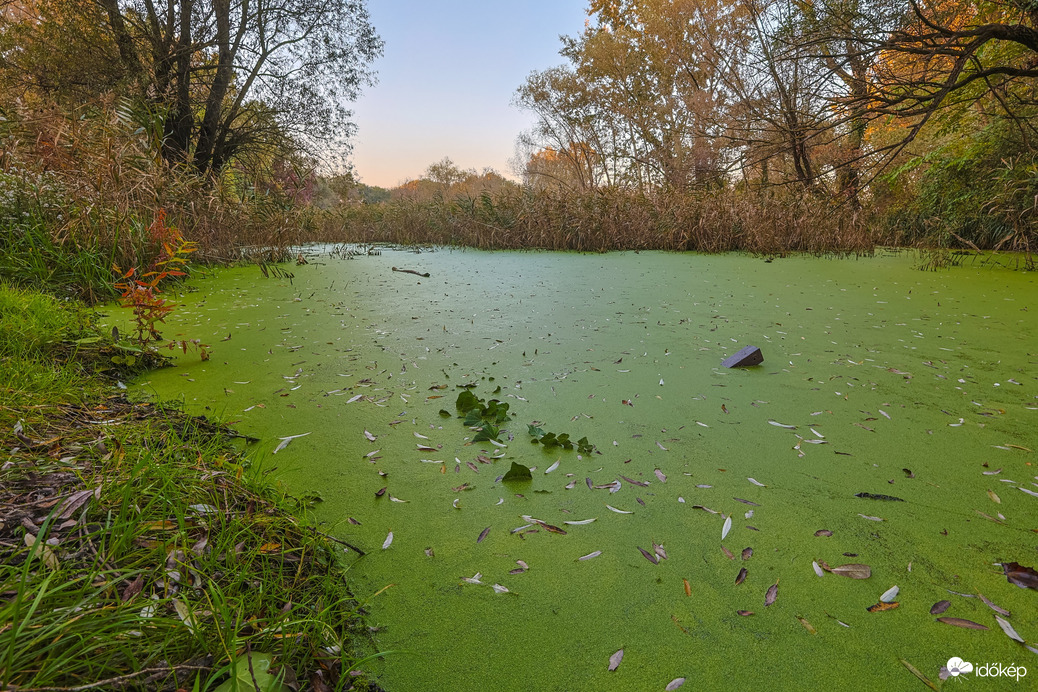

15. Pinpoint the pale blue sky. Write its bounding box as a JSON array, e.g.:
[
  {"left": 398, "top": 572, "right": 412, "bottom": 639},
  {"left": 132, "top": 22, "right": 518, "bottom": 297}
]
[{"left": 350, "top": 1, "right": 589, "bottom": 188}]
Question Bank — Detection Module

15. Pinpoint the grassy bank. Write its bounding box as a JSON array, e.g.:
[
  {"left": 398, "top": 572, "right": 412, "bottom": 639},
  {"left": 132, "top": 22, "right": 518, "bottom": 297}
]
[{"left": 0, "top": 283, "right": 382, "bottom": 691}]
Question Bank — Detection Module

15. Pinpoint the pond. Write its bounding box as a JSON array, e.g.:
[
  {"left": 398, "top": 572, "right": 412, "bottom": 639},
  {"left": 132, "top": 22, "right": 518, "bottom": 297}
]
[{"left": 131, "top": 248, "right": 1038, "bottom": 690}]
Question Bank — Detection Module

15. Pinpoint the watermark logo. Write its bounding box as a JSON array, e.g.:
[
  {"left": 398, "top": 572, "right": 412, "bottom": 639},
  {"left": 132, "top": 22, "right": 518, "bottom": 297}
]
[{"left": 945, "top": 657, "right": 1028, "bottom": 682}]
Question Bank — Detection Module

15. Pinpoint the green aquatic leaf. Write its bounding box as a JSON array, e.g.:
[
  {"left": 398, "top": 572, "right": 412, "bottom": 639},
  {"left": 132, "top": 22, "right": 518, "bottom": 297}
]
[{"left": 502, "top": 462, "right": 532, "bottom": 483}]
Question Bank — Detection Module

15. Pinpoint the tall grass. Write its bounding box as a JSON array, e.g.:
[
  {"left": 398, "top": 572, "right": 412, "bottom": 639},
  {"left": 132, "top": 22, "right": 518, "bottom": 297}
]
[
  {"left": 325, "top": 186, "right": 877, "bottom": 255},
  {"left": 0, "top": 102, "right": 329, "bottom": 302},
  {"left": 0, "top": 284, "right": 385, "bottom": 691}
]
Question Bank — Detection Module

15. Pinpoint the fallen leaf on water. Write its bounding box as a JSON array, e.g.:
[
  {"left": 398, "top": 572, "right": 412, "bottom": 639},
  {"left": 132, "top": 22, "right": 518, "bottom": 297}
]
[
  {"left": 655, "top": 469, "right": 667, "bottom": 483},
  {"left": 462, "top": 572, "right": 482, "bottom": 584},
  {"left": 492, "top": 584, "right": 509, "bottom": 594},
  {"left": 937, "top": 617, "right": 989, "bottom": 630},
  {"left": 608, "top": 649, "right": 623, "bottom": 671},
  {"left": 606, "top": 504, "right": 633, "bottom": 514},
  {"left": 382, "top": 531, "right": 393, "bottom": 550},
  {"left": 656, "top": 441, "right": 668, "bottom": 451},
  {"left": 545, "top": 459, "right": 560, "bottom": 474},
  {"left": 995, "top": 615, "right": 1025, "bottom": 643},
  {"left": 364, "top": 430, "right": 376, "bottom": 441},
  {"left": 733, "top": 498, "right": 760, "bottom": 506},
  {"left": 375, "top": 487, "right": 387, "bottom": 498},
  {"left": 273, "top": 432, "right": 311, "bottom": 454},
  {"left": 831, "top": 564, "right": 871, "bottom": 579},
  {"left": 768, "top": 420, "right": 796, "bottom": 429},
  {"left": 721, "top": 545, "right": 735, "bottom": 560},
  {"left": 653, "top": 542, "right": 668, "bottom": 560},
  {"left": 747, "top": 477, "right": 766, "bottom": 487},
  {"left": 983, "top": 468, "right": 1002, "bottom": 475},
  {"left": 737, "top": 610, "right": 754, "bottom": 616},
  {"left": 735, "top": 567, "right": 747, "bottom": 586},
  {"left": 564, "top": 518, "right": 597, "bottom": 525},
  {"left": 988, "top": 490, "right": 1001, "bottom": 504},
  {"left": 880, "top": 585, "right": 899, "bottom": 603},
  {"left": 638, "top": 546, "right": 659, "bottom": 565},
  {"left": 796, "top": 615, "right": 816, "bottom": 634},
  {"left": 742, "top": 547, "right": 753, "bottom": 561},
  {"left": 683, "top": 579, "right": 691, "bottom": 597},
  {"left": 389, "top": 494, "right": 408, "bottom": 503},
  {"left": 929, "top": 600, "right": 951, "bottom": 615},
  {"left": 578, "top": 551, "right": 601, "bottom": 561},
  {"left": 1001, "top": 561, "right": 1038, "bottom": 589},
  {"left": 665, "top": 678, "right": 686, "bottom": 691},
  {"left": 1019, "top": 487, "right": 1038, "bottom": 498},
  {"left": 900, "top": 659, "right": 940, "bottom": 692},
  {"left": 857, "top": 514, "right": 884, "bottom": 522},
  {"left": 977, "top": 592, "right": 1010, "bottom": 616},
  {"left": 867, "top": 601, "right": 900, "bottom": 612},
  {"left": 765, "top": 581, "right": 778, "bottom": 607},
  {"left": 812, "top": 561, "right": 824, "bottom": 578},
  {"left": 417, "top": 444, "right": 437, "bottom": 451},
  {"left": 721, "top": 516, "right": 732, "bottom": 540},
  {"left": 477, "top": 527, "right": 490, "bottom": 543}
]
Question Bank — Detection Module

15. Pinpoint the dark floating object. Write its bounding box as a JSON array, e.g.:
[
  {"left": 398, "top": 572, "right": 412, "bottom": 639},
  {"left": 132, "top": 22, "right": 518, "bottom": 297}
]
[
  {"left": 855, "top": 492, "right": 905, "bottom": 502},
  {"left": 722, "top": 345, "right": 764, "bottom": 369},
  {"left": 1001, "top": 561, "right": 1038, "bottom": 590},
  {"left": 930, "top": 600, "right": 951, "bottom": 615},
  {"left": 392, "top": 266, "right": 430, "bottom": 278}
]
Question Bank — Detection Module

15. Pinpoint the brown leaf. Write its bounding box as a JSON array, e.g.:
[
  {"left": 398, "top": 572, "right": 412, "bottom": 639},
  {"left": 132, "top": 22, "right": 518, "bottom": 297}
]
[
  {"left": 56, "top": 488, "right": 97, "bottom": 521},
  {"left": 608, "top": 649, "right": 623, "bottom": 671},
  {"left": 936, "top": 617, "right": 989, "bottom": 630},
  {"left": 374, "top": 487, "right": 386, "bottom": 498},
  {"left": 929, "top": 600, "right": 951, "bottom": 615},
  {"left": 620, "top": 475, "right": 649, "bottom": 487},
  {"left": 737, "top": 610, "right": 754, "bottom": 616},
  {"left": 733, "top": 497, "right": 759, "bottom": 506},
  {"left": 814, "top": 529, "right": 832, "bottom": 537},
  {"left": 721, "top": 545, "right": 735, "bottom": 560},
  {"left": 477, "top": 527, "right": 490, "bottom": 544},
  {"left": 796, "top": 615, "right": 817, "bottom": 634},
  {"left": 638, "top": 546, "right": 659, "bottom": 565},
  {"left": 1001, "top": 561, "right": 1038, "bottom": 590},
  {"left": 466, "top": 461, "right": 479, "bottom": 473},
  {"left": 741, "top": 547, "right": 753, "bottom": 561},
  {"left": 866, "top": 601, "right": 900, "bottom": 612},
  {"left": 735, "top": 567, "right": 747, "bottom": 586},
  {"left": 683, "top": 578, "right": 691, "bottom": 597},
  {"left": 830, "top": 563, "right": 871, "bottom": 579},
  {"left": 765, "top": 581, "right": 778, "bottom": 607},
  {"left": 977, "top": 592, "right": 1010, "bottom": 616},
  {"left": 121, "top": 574, "right": 144, "bottom": 602}
]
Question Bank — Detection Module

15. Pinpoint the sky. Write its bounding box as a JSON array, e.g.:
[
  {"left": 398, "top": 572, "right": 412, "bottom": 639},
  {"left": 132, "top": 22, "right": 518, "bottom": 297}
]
[{"left": 349, "top": 1, "right": 590, "bottom": 189}]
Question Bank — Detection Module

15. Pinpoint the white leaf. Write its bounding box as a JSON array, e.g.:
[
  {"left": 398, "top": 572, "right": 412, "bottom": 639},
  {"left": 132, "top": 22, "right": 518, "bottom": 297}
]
[
  {"left": 492, "top": 584, "right": 509, "bottom": 593},
  {"left": 880, "top": 585, "right": 899, "bottom": 603},
  {"left": 812, "top": 561, "right": 824, "bottom": 577},
  {"left": 382, "top": 531, "right": 393, "bottom": 550},
  {"left": 578, "top": 551, "right": 601, "bottom": 560},
  {"left": 545, "top": 459, "right": 560, "bottom": 474},
  {"left": 563, "top": 518, "right": 597, "bottom": 525},
  {"left": 605, "top": 504, "right": 632, "bottom": 514},
  {"left": 747, "top": 477, "right": 766, "bottom": 487},
  {"left": 721, "top": 515, "right": 732, "bottom": 540}
]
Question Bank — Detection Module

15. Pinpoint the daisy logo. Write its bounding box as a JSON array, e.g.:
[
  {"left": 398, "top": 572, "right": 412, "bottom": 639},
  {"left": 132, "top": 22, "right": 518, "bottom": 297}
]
[{"left": 946, "top": 657, "right": 974, "bottom": 677}]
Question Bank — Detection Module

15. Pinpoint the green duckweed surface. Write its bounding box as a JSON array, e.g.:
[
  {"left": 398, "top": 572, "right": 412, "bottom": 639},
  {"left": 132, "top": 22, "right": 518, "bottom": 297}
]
[{"left": 130, "top": 249, "right": 1038, "bottom": 691}]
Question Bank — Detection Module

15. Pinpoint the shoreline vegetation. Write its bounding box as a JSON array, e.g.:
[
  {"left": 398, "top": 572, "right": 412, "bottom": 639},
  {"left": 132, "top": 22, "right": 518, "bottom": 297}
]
[{"left": 0, "top": 284, "right": 384, "bottom": 691}]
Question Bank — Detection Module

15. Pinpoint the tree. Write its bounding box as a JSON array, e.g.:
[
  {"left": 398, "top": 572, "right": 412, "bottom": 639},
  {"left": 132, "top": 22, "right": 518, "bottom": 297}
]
[{"left": 92, "top": 0, "right": 383, "bottom": 174}]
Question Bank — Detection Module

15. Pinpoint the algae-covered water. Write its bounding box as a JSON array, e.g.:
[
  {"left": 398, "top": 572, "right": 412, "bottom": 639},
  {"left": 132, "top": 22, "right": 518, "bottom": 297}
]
[{"left": 130, "top": 249, "right": 1038, "bottom": 690}]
